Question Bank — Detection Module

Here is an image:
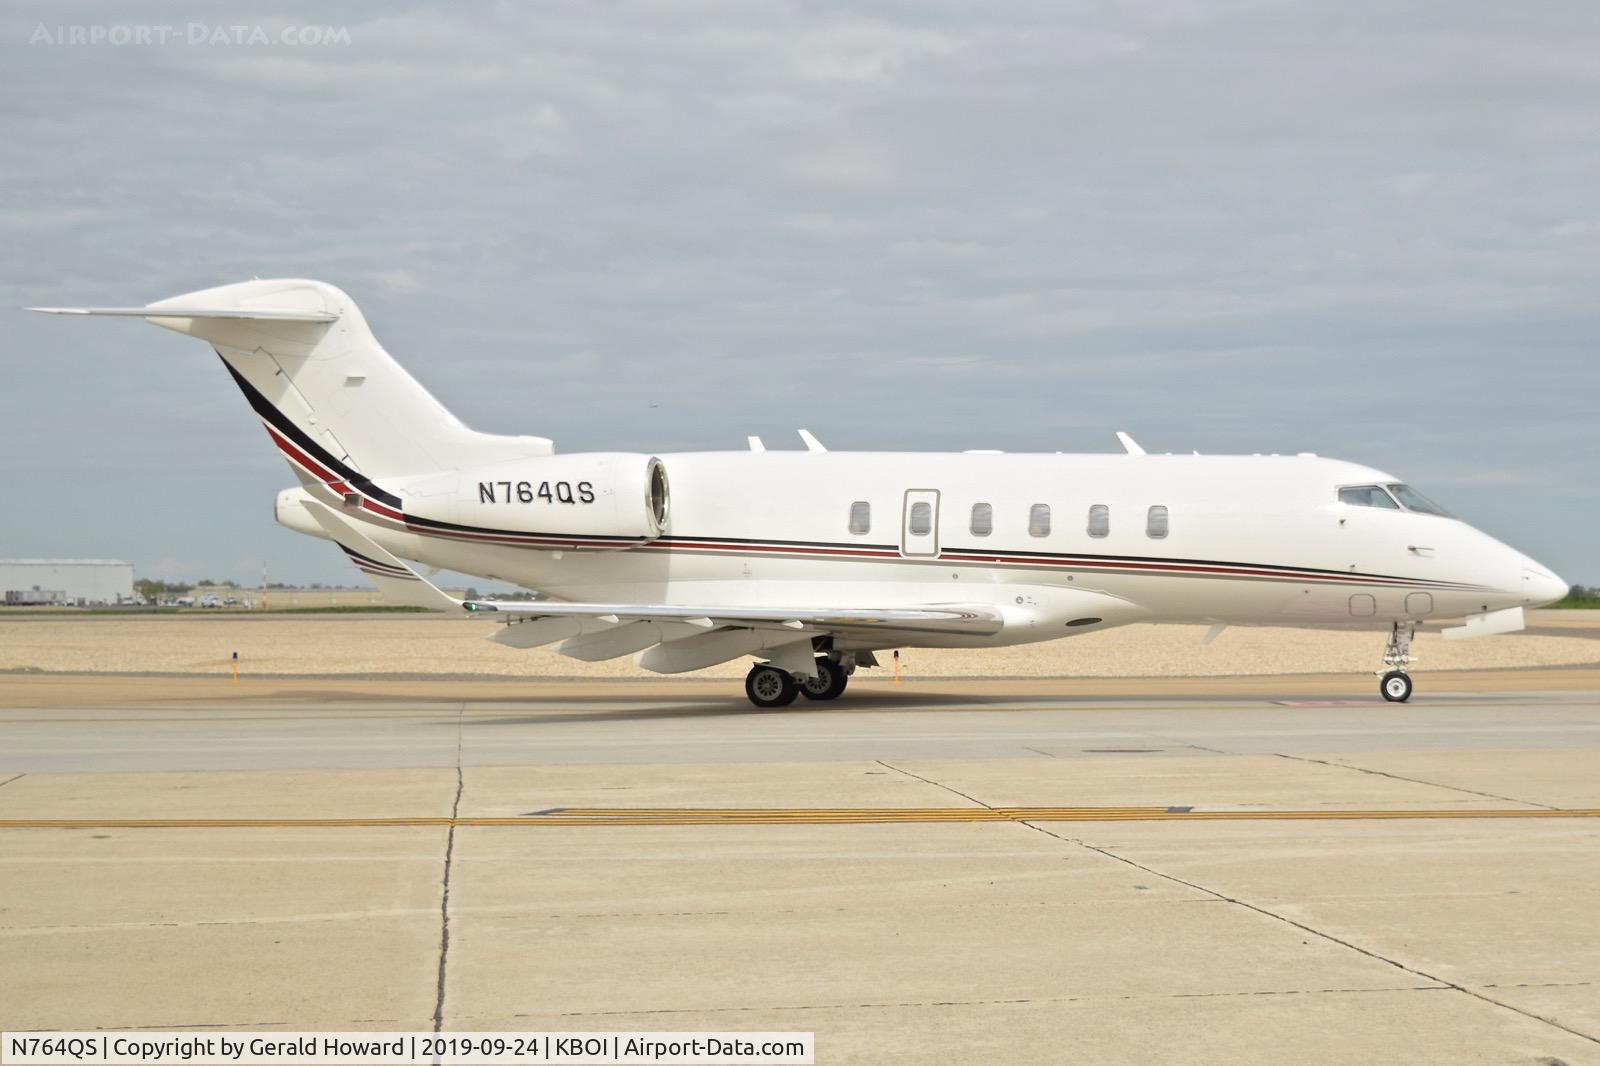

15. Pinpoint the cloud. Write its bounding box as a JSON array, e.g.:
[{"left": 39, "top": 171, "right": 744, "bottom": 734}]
[{"left": 1, "top": 0, "right": 1597, "bottom": 581}]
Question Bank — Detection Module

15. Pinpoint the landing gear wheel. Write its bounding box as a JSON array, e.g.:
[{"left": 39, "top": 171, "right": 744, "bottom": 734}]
[
  {"left": 1380, "top": 670, "right": 1413, "bottom": 703},
  {"left": 798, "top": 657, "right": 849, "bottom": 701},
  {"left": 745, "top": 664, "right": 799, "bottom": 708}
]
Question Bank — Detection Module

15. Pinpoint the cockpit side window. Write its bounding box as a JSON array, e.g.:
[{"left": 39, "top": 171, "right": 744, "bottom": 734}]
[
  {"left": 1386, "top": 484, "right": 1452, "bottom": 517},
  {"left": 1338, "top": 485, "right": 1400, "bottom": 509}
]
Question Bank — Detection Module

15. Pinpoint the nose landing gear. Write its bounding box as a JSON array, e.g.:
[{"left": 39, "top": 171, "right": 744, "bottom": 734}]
[
  {"left": 1378, "top": 621, "right": 1417, "bottom": 702},
  {"left": 1380, "top": 669, "right": 1413, "bottom": 702}
]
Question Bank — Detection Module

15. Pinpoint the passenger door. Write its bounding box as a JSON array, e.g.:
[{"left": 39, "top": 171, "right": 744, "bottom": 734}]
[{"left": 901, "top": 489, "right": 941, "bottom": 557}]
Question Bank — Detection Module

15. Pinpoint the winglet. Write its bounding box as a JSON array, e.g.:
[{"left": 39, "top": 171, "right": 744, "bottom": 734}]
[
  {"left": 1116, "top": 431, "right": 1146, "bottom": 456},
  {"left": 798, "top": 429, "right": 827, "bottom": 452},
  {"left": 300, "top": 500, "right": 461, "bottom": 611}
]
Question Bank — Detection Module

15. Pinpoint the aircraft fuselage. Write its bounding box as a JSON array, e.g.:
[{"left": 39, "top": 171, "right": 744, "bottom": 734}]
[{"left": 279, "top": 449, "right": 1562, "bottom": 651}]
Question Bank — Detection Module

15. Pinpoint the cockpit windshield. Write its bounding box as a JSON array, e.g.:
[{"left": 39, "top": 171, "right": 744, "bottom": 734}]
[
  {"left": 1337, "top": 485, "right": 1399, "bottom": 509},
  {"left": 1386, "top": 483, "right": 1452, "bottom": 517},
  {"left": 1337, "top": 483, "right": 1453, "bottom": 517}
]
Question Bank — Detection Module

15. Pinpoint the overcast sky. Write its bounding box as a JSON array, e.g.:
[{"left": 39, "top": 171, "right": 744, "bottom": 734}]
[{"left": 3, "top": 1, "right": 1597, "bottom": 587}]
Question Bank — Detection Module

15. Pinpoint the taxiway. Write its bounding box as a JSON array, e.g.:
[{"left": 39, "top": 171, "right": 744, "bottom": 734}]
[{"left": 2, "top": 673, "right": 1597, "bottom": 1063}]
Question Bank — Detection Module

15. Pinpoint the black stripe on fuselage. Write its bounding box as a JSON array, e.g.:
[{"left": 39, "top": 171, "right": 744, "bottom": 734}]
[
  {"left": 928, "top": 543, "right": 1467, "bottom": 584},
  {"left": 397, "top": 510, "right": 647, "bottom": 544},
  {"left": 218, "top": 354, "right": 404, "bottom": 507},
  {"left": 337, "top": 543, "right": 407, "bottom": 574}
]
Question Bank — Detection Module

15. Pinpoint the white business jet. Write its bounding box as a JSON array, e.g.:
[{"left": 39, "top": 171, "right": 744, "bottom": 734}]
[{"left": 31, "top": 280, "right": 1567, "bottom": 706}]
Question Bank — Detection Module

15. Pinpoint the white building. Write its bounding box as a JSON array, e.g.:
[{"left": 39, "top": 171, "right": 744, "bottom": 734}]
[{"left": 1, "top": 559, "right": 136, "bottom": 606}]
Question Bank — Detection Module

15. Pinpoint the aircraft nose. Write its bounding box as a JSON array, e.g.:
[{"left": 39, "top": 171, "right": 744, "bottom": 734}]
[{"left": 1523, "top": 564, "right": 1568, "bottom": 607}]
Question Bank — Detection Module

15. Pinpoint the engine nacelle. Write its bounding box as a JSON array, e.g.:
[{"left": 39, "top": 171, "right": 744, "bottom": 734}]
[{"left": 392, "top": 453, "right": 670, "bottom": 542}]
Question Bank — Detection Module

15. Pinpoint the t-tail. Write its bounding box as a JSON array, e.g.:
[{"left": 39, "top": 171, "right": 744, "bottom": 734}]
[{"left": 31, "top": 279, "right": 555, "bottom": 489}]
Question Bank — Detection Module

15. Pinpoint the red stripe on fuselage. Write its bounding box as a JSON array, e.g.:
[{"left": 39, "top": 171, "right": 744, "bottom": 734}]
[
  {"left": 264, "top": 423, "right": 403, "bottom": 519},
  {"left": 404, "top": 525, "right": 644, "bottom": 550},
  {"left": 264, "top": 425, "right": 338, "bottom": 484},
  {"left": 664, "top": 539, "right": 902, "bottom": 559},
  {"left": 936, "top": 550, "right": 1439, "bottom": 586}
]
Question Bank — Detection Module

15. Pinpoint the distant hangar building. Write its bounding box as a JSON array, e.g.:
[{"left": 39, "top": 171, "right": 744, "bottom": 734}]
[{"left": 1, "top": 559, "right": 136, "bottom": 606}]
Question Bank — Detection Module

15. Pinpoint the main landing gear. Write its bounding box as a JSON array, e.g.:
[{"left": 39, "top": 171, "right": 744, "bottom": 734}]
[
  {"left": 1378, "top": 621, "right": 1417, "bottom": 703},
  {"left": 745, "top": 656, "right": 852, "bottom": 708},
  {"left": 745, "top": 664, "right": 797, "bottom": 708},
  {"left": 798, "top": 657, "right": 849, "bottom": 701}
]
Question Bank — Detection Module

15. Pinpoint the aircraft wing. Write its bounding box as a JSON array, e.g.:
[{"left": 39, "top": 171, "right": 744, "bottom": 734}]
[
  {"left": 303, "top": 500, "right": 1004, "bottom": 674},
  {"left": 465, "top": 598, "right": 1002, "bottom": 633}
]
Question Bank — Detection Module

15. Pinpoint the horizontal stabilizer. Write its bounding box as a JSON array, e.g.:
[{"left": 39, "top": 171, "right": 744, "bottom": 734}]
[{"left": 26, "top": 306, "right": 338, "bottom": 322}]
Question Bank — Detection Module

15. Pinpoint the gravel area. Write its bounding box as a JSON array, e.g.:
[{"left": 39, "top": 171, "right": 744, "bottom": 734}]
[{"left": 1, "top": 611, "right": 1595, "bottom": 679}]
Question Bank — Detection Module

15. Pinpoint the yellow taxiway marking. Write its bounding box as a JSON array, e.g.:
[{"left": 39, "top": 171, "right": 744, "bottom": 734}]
[{"left": 1, "top": 806, "right": 1598, "bottom": 828}]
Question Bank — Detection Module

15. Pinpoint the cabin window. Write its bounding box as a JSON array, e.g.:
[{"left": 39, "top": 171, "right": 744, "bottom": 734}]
[
  {"left": 1146, "top": 505, "right": 1169, "bottom": 539},
  {"left": 1386, "top": 484, "right": 1452, "bottom": 517},
  {"left": 848, "top": 501, "right": 871, "bottom": 534},
  {"left": 1087, "top": 504, "right": 1109, "bottom": 538},
  {"left": 1338, "top": 485, "right": 1399, "bottom": 510},
  {"left": 1028, "top": 504, "right": 1051, "bottom": 538},
  {"left": 909, "top": 501, "right": 932, "bottom": 536},
  {"left": 970, "top": 502, "right": 993, "bottom": 537}
]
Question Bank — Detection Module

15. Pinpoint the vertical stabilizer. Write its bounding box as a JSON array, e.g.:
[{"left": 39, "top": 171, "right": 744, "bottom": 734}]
[{"left": 138, "top": 278, "right": 552, "bottom": 479}]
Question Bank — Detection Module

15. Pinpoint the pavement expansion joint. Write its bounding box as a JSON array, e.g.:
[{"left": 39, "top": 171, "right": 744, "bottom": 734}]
[
  {"left": 430, "top": 703, "right": 466, "bottom": 1033},
  {"left": 1024, "top": 822, "right": 1600, "bottom": 1049},
  {"left": 1273, "top": 751, "right": 1564, "bottom": 810},
  {"left": 873, "top": 759, "right": 997, "bottom": 809}
]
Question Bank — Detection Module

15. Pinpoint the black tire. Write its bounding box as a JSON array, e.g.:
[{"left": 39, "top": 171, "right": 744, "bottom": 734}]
[
  {"left": 1380, "top": 670, "right": 1413, "bottom": 703},
  {"left": 746, "top": 664, "right": 799, "bottom": 708},
  {"left": 798, "top": 657, "right": 849, "bottom": 701}
]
